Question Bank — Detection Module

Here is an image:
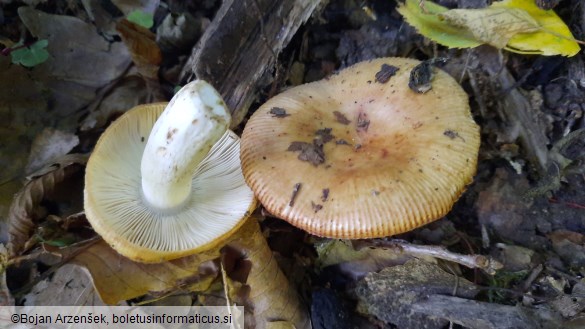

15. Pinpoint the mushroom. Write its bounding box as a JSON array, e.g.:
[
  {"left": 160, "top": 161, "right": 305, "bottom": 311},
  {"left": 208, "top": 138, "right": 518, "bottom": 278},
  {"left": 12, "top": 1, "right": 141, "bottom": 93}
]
[
  {"left": 84, "top": 80, "right": 256, "bottom": 262},
  {"left": 84, "top": 81, "right": 310, "bottom": 328},
  {"left": 240, "top": 57, "right": 480, "bottom": 239}
]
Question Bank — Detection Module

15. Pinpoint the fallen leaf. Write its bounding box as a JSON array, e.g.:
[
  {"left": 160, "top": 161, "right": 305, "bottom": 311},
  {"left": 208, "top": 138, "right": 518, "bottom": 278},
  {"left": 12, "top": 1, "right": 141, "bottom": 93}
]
[
  {"left": 72, "top": 215, "right": 310, "bottom": 328},
  {"left": 23, "top": 264, "right": 111, "bottom": 306},
  {"left": 0, "top": 56, "right": 49, "bottom": 223},
  {"left": 116, "top": 19, "right": 162, "bottom": 80},
  {"left": 221, "top": 215, "right": 311, "bottom": 329},
  {"left": 80, "top": 76, "right": 149, "bottom": 131},
  {"left": 397, "top": 0, "right": 481, "bottom": 50},
  {"left": 0, "top": 245, "right": 13, "bottom": 306},
  {"left": 439, "top": 8, "right": 539, "bottom": 49},
  {"left": 111, "top": 0, "right": 159, "bottom": 16},
  {"left": 398, "top": 0, "right": 580, "bottom": 56},
  {"left": 7, "top": 154, "right": 88, "bottom": 257},
  {"left": 25, "top": 128, "right": 79, "bottom": 175},
  {"left": 492, "top": 0, "right": 581, "bottom": 56},
  {"left": 10, "top": 39, "right": 49, "bottom": 68},
  {"left": 18, "top": 7, "right": 131, "bottom": 115},
  {"left": 127, "top": 10, "right": 154, "bottom": 29},
  {"left": 71, "top": 239, "right": 220, "bottom": 304}
]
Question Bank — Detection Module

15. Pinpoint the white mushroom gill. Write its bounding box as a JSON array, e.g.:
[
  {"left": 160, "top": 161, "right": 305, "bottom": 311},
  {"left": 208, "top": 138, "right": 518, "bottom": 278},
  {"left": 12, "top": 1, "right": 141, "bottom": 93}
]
[
  {"left": 84, "top": 80, "right": 256, "bottom": 262},
  {"left": 141, "top": 81, "right": 231, "bottom": 210}
]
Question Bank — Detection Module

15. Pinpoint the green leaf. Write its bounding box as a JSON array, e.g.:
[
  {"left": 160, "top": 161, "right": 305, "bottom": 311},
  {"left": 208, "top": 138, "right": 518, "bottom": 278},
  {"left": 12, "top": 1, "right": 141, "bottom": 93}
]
[
  {"left": 10, "top": 39, "right": 49, "bottom": 68},
  {"left": 397, "top": 0, "right": 482, "bottom": 49},
  {"left": 127, "top": 10, "right": 154, "bottom": 29}
]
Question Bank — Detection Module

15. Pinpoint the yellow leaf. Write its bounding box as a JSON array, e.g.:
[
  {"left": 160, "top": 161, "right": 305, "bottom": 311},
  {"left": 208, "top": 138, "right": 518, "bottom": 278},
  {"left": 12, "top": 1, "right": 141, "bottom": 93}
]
[
  {"left": 399, "top": 0, "right": 581, "bottom": 56},
  {"left": 397, "top": 0, "right": 482, "bottom": 49},
  {"left": 492, "top": 0, "right": 581, "bottom": 56},
  {"left": 439, "top": 8, "right": 539, "bottom": 49}
]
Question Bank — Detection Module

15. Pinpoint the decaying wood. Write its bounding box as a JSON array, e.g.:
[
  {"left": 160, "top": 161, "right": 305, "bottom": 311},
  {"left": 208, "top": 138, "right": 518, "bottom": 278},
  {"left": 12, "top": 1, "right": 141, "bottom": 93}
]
[
  {"left": 180, "top": 0, "right": 326, "bottom": 128},
  {"left": 474, "top": 48, "right": 550, "bottom": 175},
  {"left": 412, "top": 295, "right": 562, "bottom": 329},
  {"left": 355, "top": 259, "right": 479, "bottom": 329}
]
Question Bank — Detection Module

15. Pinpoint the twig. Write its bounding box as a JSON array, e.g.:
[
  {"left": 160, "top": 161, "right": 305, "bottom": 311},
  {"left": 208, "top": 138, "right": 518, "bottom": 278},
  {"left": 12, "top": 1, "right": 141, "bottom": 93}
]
[
  {"left": 357, "top": 239, "right": 503, "bottom": 275},
  {"left": 521, "top": 264, "right": 543, "bottom": 292}
]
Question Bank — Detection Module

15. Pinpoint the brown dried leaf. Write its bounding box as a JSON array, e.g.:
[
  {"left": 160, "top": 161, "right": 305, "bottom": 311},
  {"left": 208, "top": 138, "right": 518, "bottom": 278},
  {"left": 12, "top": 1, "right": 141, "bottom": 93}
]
[
  {"left": 116, "top": 19, "right": 162, "bottom": 81},
  {"left": 71, "top": 239, "right": 220, "bottom": 304},
  {"left": 7, "top": 154, "right": 88, "bottom": 257},
  {"left": 0, "top": 245, "right": 13, "bottom": 306},
  {"left": 548, "top": 230, "right": 585, "bottom": 245},
  {"left": 72, "top": 215, "right": 310, "bottom": 329},
  {"left": 225, "top": 216, "right": 310, "bottom": 329}
]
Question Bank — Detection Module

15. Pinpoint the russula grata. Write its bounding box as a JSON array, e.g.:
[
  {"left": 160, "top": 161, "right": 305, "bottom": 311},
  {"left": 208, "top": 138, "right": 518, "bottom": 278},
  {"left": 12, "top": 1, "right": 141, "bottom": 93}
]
[
  {"left": 240, "top": 57, "right": 480, "bottom": 239},
  {"left": 84, "top": 80, "right": 256, "bottom": 262},
  {"left": 84, "top": 81, "right": 311, "bottom": 328}
]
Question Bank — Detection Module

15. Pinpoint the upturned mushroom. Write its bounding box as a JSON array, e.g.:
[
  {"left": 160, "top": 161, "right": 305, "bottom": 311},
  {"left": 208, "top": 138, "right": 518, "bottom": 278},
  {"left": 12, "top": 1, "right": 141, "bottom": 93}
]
[
  {"left": 84, "top": 80, "right": 256, "bottom": 262},
  {"left": 240, "top": 57, "right": 480, "bottom": 238},
  {"left": 84, "top": 80, "right": 310, "bottom": 328}
]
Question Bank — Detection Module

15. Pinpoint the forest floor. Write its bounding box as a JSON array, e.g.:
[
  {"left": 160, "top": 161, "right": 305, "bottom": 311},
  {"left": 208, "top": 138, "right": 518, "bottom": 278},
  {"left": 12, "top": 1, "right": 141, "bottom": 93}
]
[{"left": 1, "top": 0, "right": 585, "bottom": 328}]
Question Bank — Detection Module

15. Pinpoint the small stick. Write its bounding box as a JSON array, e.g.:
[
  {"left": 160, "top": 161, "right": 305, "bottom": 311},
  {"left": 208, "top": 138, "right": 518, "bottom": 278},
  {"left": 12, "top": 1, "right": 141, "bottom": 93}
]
[{"left": 357, "top": 239, "right": 503, "bottom": 275}]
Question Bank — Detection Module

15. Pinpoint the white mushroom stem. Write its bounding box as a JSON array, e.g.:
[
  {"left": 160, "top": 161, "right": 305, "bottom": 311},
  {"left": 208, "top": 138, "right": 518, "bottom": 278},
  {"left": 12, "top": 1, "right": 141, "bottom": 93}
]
[{"left": 141, "top": 81, "right": 231, "bottom": 210}]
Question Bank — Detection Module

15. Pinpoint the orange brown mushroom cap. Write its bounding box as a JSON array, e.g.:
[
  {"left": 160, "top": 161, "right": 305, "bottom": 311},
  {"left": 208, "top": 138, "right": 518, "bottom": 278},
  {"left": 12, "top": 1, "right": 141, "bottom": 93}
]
[{"left": 240, "top": 57, "right": 480, "bottom": 239}]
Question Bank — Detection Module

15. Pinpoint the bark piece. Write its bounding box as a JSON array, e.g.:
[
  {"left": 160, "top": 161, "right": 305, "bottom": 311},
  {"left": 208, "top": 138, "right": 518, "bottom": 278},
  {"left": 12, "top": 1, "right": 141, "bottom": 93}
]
[
  {"left": 181, "top": 0, "right": 326, "bottom": 128},
  {"left": 412, "top": 295, "right": 562, "bottom": 329},
  {"left": 355, "top": 259, "right": 478, "bottom": 329}
]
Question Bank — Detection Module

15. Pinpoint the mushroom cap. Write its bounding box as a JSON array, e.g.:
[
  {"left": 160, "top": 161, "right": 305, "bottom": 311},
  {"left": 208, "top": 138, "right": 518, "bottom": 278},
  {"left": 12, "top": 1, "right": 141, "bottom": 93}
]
[
  {"left": 240, "top": 57, "right": 480, "bottom": 239},
  {"left": 85, "top": 103, "right": 256, "bottom": 262}
]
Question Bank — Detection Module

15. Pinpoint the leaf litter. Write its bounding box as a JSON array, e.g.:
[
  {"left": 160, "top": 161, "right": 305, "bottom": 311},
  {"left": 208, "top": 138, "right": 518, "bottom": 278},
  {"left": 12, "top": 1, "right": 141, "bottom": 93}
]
[{"left": 3, "top": 0, "right": 585, "bottom": 328}]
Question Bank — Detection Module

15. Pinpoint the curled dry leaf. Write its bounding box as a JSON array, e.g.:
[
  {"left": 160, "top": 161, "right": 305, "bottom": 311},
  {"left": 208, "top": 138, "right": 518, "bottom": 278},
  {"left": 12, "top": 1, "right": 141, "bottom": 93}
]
[
  {"left": 7, "top": 154, "right": 88, "bottom": 258},
  {"left": 71, "top": 239, "right": 221, "bottom": 304},
  {"left": 220, "top": 215, "right": 311, "bottom": 329},
  {"left": 116, "top": 19, "right": 162, "bottom": 78},
  {"left": 0, "top": 244, "right": 13, "bottom": 306},
  {"left": 72, "top": 215, "right": 310, "bottom": 329}
]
